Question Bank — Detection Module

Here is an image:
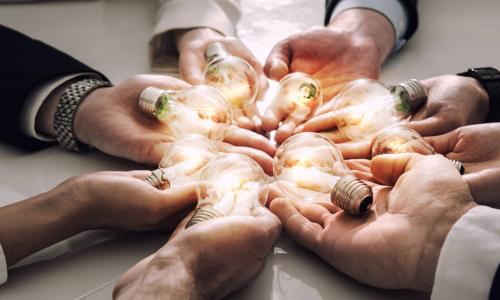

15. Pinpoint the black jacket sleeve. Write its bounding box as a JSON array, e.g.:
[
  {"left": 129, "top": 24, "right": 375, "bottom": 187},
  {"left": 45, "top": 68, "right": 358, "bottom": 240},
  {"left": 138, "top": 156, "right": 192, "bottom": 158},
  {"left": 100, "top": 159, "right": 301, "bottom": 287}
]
[
  {"left": 324, "top": 0, "right": 419, "bottom": 41},
  {"left": 0, "top": 24, "right": 105, "bottom": 150}
]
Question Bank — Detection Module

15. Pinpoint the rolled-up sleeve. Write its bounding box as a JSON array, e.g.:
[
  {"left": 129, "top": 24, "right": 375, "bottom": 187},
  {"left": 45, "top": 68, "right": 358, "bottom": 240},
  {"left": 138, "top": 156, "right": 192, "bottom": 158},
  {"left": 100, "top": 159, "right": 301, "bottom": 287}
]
[{"left": 432, "top": 206, "right": 500, "bottom": 300}]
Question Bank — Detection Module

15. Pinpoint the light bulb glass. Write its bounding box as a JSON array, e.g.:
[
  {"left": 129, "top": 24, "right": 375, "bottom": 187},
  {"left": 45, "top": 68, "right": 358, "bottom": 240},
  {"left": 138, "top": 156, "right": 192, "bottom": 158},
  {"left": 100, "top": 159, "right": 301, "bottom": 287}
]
[
  {"left": 144, "top": 134, "right": 219, "bottom": 189},
  {"left": 371, "top": 125, "right": 465, "bottom": 174},
  {"left": 139, "top": 85, "right": 232, "bottom": 141},
  {"left": 333, "top": 78, "right": 426, "bottom": 141},
  {"left": 203, "top": 42, "right": 259, "bottom": 110},
  {"left": 371, "top": 125, "right": 435, "bottom": 157},
  {"left": 186, "top": 153, "right": 268, "bottom": 227},
  {"left": 274, "top": 72, "right": 323, "bottom": 121},
  {"left": 273, "top": 132, "right": 372, "bottom": 214}
]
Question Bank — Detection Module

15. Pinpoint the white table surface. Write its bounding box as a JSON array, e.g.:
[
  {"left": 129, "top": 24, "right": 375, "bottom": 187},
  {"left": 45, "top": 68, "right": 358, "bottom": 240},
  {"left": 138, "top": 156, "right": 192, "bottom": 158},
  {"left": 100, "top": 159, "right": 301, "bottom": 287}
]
[{"left": 0, "top": 0, "right": 499, "bottom": 299}]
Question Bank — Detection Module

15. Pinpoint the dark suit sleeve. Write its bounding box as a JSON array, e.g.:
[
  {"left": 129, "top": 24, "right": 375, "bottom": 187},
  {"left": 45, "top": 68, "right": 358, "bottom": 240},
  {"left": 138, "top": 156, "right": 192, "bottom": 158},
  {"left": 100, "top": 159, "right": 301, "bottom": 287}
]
[
  {"left": 324, "top": 0, "right": 419, "bottom": 41},
  {"left": 0, "top": 24, "right": 106, "bottom": 150}
]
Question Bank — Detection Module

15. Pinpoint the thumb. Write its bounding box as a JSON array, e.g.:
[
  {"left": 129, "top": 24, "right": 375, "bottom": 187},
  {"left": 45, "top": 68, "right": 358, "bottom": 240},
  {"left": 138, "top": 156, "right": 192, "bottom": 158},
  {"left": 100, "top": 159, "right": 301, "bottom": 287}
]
[
  {"left": 371, "top": 153, "right": 419, "bottom": 186},
  {"left": 179, "top": 52, "right": 205, "bottom": 84},
  {"left": 264, "top": 40, "right": 290, "bottom": 80},
  {"left": 131, "top": 135, "right": 172, "bottom": 165},
  {"left": 423, "top": 129, "right": 460, "bottom": 155}
]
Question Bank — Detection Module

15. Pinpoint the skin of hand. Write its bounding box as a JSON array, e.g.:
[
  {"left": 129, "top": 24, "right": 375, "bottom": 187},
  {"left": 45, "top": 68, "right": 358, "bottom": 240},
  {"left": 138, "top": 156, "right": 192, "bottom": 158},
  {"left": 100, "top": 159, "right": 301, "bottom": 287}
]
[
  {"left": 296, "top": 75, "right": 490, "bottom": 145},
  {"left": 174, "top": 27, "right": 268, "bottom": 132},
  {"left": 270, "top": 153, "right": 476, "bottom": 291},
  {"left": 425, "top": 123, "right": 500, "bottom": 208},
  {"left": 35, "top": 74, "right": 276, "bottom": 172},
  {"left": 113, "top": 207, "right": 281, "bottom": 300},
  {"left": 262, "top": 9, "right": 395, "bottom": 144},
  {"left": 0, "top": 171, "right": 198, "bottom": 266}
]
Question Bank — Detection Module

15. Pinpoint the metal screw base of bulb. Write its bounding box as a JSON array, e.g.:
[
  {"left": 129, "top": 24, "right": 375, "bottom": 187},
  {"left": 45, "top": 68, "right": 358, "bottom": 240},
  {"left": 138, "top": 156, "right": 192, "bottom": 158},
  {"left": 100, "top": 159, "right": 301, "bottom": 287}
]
[
  {"left": 139, "top": 87, "right": 165, "bottom": 116},
  {"left": 331, "top": 174, "right": 373, "bottom": 215},
  {"left": 398, "top": 79, "right": 428, "bottom": 112},
  {"left": 186, "top": 205, "right": 224, "bottom": 228},
  {"left": 449, "top": 159, "right": 465, "bottom": 175},
  {"left": 144, "top": 168, "right": 171, "bottom": 190}
]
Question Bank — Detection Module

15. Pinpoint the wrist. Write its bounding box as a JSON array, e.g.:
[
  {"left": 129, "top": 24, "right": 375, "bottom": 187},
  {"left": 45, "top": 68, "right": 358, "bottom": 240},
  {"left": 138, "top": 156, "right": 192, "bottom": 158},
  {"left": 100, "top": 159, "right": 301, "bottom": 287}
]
[
  {"left": 136, "top": 245, "right": 206, "bottom": 300},
  {"left": 327, "top": 8, "right": 395, "bottom": 64},
  {"left": 414, "top": 200, "right": 477, "bottom": 291},
  {"left": 52, "top": 177, "right": 97, "bottom": 232},
  {"left": 174, "top": 27, "right": 224, "bottom": 52},
  {"left": 72, "top": 86, "right": 112, "bottom": 146}
]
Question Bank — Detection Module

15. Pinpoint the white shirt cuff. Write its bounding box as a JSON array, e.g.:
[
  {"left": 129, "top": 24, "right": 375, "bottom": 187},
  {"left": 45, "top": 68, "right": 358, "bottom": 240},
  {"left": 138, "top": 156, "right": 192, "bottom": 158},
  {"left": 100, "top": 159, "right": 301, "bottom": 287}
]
[
  {"left": 432, "top": 205, "right": 500, "bottom": 300},
  {"left": 330, "top": 0, "right": 409, "bottom": 51},
  {"left": 0, "top": 242, "right": 7, "bottom": 285},
  {"left": 20, "top": 73, "right": 95, "bottom": 142},
  {"left": 151, "top": 0, "right": 242, "bottom": 61}
]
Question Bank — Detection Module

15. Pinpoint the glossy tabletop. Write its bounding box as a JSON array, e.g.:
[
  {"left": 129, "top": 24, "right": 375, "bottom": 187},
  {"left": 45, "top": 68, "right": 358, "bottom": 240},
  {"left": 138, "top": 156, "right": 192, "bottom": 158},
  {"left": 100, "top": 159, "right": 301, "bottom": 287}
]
[{"left": 0, "top": 0, "right": 499, "bottom": 299}]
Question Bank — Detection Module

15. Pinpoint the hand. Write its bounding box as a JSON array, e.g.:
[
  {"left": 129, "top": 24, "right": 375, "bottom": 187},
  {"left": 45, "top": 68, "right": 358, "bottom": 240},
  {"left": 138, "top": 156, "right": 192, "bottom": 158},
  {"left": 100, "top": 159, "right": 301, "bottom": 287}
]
[
  {"left": 425, "top": 123, "right": 500, "bottom": 207},
  {"left": 113, "top": 207, "right": 281, "bottom": 300},
  {"left": 218, "top": 125, "right": 276, "bottom": 175},
  {"left": 0, "top": 170, "right": 197, "bottom": 265},
  {"left": 270, "top": 153, "right": 475, "bottom": 291},
  {"left": 77, "top": 171, "right": 198, "bottom": 231},
  {"left": 296, "top": 75, "right": 490, "bottom": 145},
  {"left": 36, "top": 75, "right": 189, "bottom": 164},
  {"left": 263, "top": 9, "right": 394, "bottom": 143},
  {"left": 175, "top": 27, "right": 268, "bottom": 131},
  {"left": 408, "top": 75, "right": 489, "bottom": 136}
]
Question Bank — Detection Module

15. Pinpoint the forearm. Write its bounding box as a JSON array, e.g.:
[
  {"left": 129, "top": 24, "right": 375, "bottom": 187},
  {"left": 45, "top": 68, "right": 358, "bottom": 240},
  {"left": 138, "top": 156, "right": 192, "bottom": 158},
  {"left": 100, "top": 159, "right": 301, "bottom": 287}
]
[
  {"left": 0, "top": 180, "right": 91, "bottom": 265},
  {"left": 115, "top": 246, "right": 205, "bottom": 300},
  {"left": 328, "top": 9, "right": 395, "bottom": 65}
]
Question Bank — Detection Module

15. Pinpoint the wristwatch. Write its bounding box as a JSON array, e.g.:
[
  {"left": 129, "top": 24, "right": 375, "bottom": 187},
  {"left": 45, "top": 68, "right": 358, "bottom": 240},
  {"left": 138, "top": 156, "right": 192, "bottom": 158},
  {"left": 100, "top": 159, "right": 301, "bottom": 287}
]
[{"left": 458, "top": 67, "right": 500, "bottom": 122}]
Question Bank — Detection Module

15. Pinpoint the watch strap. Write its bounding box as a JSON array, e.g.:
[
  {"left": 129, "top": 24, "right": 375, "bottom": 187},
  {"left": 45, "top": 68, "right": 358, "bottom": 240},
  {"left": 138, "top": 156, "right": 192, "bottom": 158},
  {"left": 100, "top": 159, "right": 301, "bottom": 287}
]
[
  {"left": 458, "top": 67, "right": 500, "bottom": 122},
  {"left": 54, "top": 77, "right": 112, "bottom": 153}
]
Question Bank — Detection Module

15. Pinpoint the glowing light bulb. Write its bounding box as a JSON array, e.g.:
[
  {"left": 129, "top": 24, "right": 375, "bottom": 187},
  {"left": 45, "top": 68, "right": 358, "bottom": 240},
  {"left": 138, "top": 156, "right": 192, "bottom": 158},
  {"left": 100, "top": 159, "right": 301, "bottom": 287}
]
[
  {"left": 144, "top": 134, "right": 219, "bottom": 189},
  {"left": 274, "top": 132, "right": 372, "bottom": 215},
  {"left": 186, "top": 153, "right": 268, "bottom": 228},
  {"left": 138, "top": 85, "right": 232, "bottom": 141},
  {"left": 333, "top": 78, "right": 427, "bottom": 141},
  {"left": 203, "top": 42, "right": 259, "bottom": 110},
  {"left": 273, "top": 72, "right": 323, "bottom": 121},
  {"left": 371, "top": 125, "right": 465, "bottom": 174}
]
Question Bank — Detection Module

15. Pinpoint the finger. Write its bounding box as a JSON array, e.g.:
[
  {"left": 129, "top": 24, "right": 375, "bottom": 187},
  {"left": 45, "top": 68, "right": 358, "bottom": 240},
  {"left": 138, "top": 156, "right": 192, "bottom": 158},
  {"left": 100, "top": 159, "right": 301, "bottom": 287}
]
[
  {"left": 264, "top": 39, "right": 291, "bottom": 80},
  {"left": 178, "top": 51, "right": 205, "bottom": 84},
  {"left": 157, "top": 182, "right": 199, "bottom": 212},
  {"left": 313, "top": 99, "right": 337, "bottom": 116},
  {"left": 296, "top": 203, "right": 332, "bottom": 226},
  {"left": 262, "top": 101, "right": 288, "bottom": 132},
  {"left": 244, "top": 102, "right": 263, "bottom": 133},
  {"left": 316, "top": 131, "right": 350, "bottom": 144},
  {"left": 267, "top": 182, "right": 286, "bottom": 203},
  {"left": 300, "top": 108, "right": 359, "bottom": 133},
  {"left": 352, "top": 170, "right": 374, "bottom": 182},
  {"left": 274, "top": 117, "right": 302, "bottom": 144},
  {"left": 226, "top": 38, "right": 264, "bottom": 78},
  {"left": 128, "top": 133, "right": 174, "bottom": 165},
  {"left": 256, "top": 74, "right": 269, "bottom": 101},
  {"left": 337, "top": 141, "right": 372, "bottom": 159},
  {"left": 346, "top": 159, "right": 371, "bottom": 173},
  {"left": 269, "top": 198, "right": 321, "bottom": 250},
  {"left": 423, "top": 129, "right": 460, "bottom": 155},
  {"left": 371, "top": 153, "right": 418, "bottom": 186},
  {"left": 233, "top": 108, "right": 255, "bottom": 131},
  {"left": 218, "top": 142, "right": 273, "bottom": 175},
  {"left": 127, "top": 170, "right": 156, "bottom": 180},
  {"left": 407, "top": 115, "right": 453, "bottom": 137},
  {"left": 253, "top": 207, "right": 282, "bottom": 242},
  {"left": 224, "top": 125, "right": 276, "bottom": 156}
]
